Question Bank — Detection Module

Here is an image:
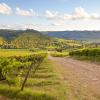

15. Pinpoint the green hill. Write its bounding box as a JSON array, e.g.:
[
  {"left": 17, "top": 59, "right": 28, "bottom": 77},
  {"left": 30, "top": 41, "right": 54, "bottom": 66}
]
[
  {"left": 0, "top": 29, "right": 42, "bottom": 40},
  {"left": 11, "top": 32, "right": 53, "bottom": 49},
  {"left": 0, "top": 29, "right": 87, "bottom": 50},
  {"left": 0, "top": 29, "right": 55, "bottom": 49}
]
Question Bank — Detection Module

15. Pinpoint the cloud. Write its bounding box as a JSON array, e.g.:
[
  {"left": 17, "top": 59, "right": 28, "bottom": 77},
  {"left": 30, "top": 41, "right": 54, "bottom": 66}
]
[
  {"left": 62, "top": 7, "right": 90, "bottom": 20},
  {"left": 91, "top": 13, "right": 99, "bottom": 19},
  {"left": 1, "top": 21, "right": 100, "bottom": 31},
  {"left": 45, "top": 10, "right": 59, "bottom": 19},
  {"left": 0, "top": 3, "right": 12, "bottom": 15},
  {"left": 45, "top": 7, "right": 100, "bottom": 22},
  {"left": 16, "top": 7, "right": 36, "bottom": 16},
  {"left": 72, "top": 7, "right": 90, "bottom": 19},
  {"left": 0, "top": 24, "right": 51, "bottom": 31},
  {"left": 0, "top": 24, "right": 33, "bottom": 30},
  {"left": 44, "top": 7, "right": 100, "bottom": 26}
]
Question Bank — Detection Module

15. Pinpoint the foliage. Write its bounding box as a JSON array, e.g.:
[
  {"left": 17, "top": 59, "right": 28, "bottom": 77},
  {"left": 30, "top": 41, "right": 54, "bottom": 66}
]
[
  {"left": 11, "top": 33, "right": 53, "bottom": 49},
  {"left": 0, "top": 29, "right": 86, "bottom": 50},
  {"left": 0, "top": 52, "right": 47, "bottom": 89},
  {"left": 0, "top": 49, "right": 33, "bottom": 57},
  {"left": 51, "top": 52, "right": 69, "bottom": 57},
  {"left": 69, "top": 48, "right": 100, "bottom": 61},
  {"left": 0, "top": 56, "right": 66, "bottom": 100}
]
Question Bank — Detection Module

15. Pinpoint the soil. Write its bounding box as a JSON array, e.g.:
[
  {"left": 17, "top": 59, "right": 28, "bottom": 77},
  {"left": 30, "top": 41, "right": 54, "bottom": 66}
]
[{"left": 49, "top": 56, "right": 100, "bottom": 100}]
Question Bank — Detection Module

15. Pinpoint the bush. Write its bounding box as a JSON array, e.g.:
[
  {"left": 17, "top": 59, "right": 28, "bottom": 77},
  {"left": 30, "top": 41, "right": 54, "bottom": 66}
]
[
  {"left": 69, "top": 48, "right": 100, "bottom": 61},
  {"left": 51, "top": 52, "right": 69, "bottom": 57}
]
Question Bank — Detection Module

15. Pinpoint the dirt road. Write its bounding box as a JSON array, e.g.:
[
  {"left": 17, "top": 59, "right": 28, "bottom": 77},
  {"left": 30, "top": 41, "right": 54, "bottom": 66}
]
[{"left": 49, "top": 56, "right": 100, "bottom": 100}]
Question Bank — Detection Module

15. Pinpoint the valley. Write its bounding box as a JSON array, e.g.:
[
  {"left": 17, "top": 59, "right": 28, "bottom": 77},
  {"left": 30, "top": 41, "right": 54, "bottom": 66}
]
[{"left": 0, "top": 29, "right": 99, "bottom": 100}]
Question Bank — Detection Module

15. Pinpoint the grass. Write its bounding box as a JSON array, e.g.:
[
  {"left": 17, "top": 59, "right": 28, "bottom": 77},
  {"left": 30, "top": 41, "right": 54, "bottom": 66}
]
[
  {"left": 0, "top": 49, "right": 33, "bottom": 57},
  {"left": 0, "top": 55, "right": 66, "bottom": 100},
  {"left": 0, "top": 85, "right": 56, "bottom": 100},
  {"left": 50, "top": 51, "right": 69, "bottom": 57}
]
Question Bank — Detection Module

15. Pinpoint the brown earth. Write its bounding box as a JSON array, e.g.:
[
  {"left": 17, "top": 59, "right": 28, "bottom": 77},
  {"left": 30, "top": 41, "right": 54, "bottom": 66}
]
[{"left": 49, "top": 56, "right": 100, "bottom": 100}]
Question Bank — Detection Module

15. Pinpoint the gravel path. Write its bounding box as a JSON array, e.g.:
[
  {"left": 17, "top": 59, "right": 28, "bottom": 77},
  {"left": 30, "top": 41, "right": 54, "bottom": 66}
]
[{"left": 49, "top": 56, "right": 100, "bottom": 100}]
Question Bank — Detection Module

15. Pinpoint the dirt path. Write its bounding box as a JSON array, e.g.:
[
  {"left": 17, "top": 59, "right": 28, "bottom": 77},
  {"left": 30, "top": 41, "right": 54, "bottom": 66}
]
[{"left": 49, "top": 56, "right": 100, "bottom": 100}]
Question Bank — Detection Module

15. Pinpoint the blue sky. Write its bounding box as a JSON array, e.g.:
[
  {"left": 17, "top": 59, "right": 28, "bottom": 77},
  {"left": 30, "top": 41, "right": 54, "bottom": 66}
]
[{"left": 0, "top": 0, "right": 100, "bottom": 31}]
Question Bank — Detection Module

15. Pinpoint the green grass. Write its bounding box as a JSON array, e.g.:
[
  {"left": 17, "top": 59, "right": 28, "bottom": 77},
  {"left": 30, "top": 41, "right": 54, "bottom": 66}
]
[
  {"left": 50, "top": 51, "right": 69, "bottom": 57},
  {"left": 0, "top": 85, "right": 56, "bottom": 100},
  {"left": 0, "top": 58, "right": 66, "bottom": 100},
  {"left": 0, "top": 49, "right": 33, "bottom": 57}
]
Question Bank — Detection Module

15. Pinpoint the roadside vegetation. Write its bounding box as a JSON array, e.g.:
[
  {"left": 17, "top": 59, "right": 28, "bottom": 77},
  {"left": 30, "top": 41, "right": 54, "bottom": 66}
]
[
  {"left": 69, "top": 48, "right": 100, "bottom": 62},
  {"left": 50, "top": 51, "right": 69, "bottom": 57}
]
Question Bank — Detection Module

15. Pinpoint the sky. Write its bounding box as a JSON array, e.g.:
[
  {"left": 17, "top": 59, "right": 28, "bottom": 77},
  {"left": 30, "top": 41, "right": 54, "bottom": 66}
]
[{"left": 0, "top": 0, "right": 100, "bottom": 31}]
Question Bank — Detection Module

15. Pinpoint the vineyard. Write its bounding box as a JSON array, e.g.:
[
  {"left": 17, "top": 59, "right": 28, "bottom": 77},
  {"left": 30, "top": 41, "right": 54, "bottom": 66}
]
[
  {"left": 0, "top": 50, "right": 66, "bottom": 100},
  {"left": 0, "top": 30, "right": 99, "bottom": 100},
  {"left": 69, "top": 48, "right": 100, "bottom": 62},
  {"left": 0, "top": 52, "right": 47, "bottom": 89},
  {"left": 0, "top": 49, "right": 33, "bottom": 57}
]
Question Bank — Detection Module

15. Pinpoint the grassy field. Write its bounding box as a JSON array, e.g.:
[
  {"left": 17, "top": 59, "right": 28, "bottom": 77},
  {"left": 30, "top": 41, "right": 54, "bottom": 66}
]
[
  {"left": 0, "top": 49, "right": 33, "bottom": 57},
  {"left": 50, "top": 51, "right": 69, "bottom": 57},
  {"left": 0, "top": 49, "right": 66, "bottom": 100}
]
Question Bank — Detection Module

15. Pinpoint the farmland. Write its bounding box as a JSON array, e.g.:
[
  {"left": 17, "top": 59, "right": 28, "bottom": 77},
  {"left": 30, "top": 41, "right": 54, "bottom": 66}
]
[
  {"left": 0, "top": 49, "right": 33, "bottom": 57},
  {"left": 0, "top": 30, "right": 99, "bottom": 100},
  {"left": 0, "top": 49, "right": 66, "bottom": 100}
]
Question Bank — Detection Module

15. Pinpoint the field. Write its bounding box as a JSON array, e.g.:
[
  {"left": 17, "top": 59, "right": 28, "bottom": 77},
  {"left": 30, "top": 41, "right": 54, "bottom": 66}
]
[
  {"left": 0, "top": 49, "right": 33, "bottom": 57},
  {"left": 0, "top": 47, "right": 100, "bottom": 100},
  {"left": 0, "top": 49, "right": 66, "bottom": 100}
]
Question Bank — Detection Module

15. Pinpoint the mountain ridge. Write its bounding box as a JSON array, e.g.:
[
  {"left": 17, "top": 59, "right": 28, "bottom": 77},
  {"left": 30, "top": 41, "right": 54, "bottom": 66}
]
[{"left": 42, "top": 31, "right": 100, "bottom": 42}]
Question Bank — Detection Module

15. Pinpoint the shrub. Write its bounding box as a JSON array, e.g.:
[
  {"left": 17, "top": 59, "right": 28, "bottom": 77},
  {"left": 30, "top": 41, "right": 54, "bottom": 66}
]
[{"left": 69, "top": 48, "right": 100, "bottom": 61}]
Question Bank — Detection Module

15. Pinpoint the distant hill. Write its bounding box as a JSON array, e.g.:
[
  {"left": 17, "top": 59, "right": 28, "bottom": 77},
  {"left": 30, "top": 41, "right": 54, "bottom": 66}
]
[
  {"left": 0, "top": 29, "right": 99, "bottom": 49},
  {"left": 0, "top": 29, "right": 43, "bottom": 40},
  {"left": 0, "top": 29, "right": 55, "bottom": 49},
  {"left": 42, "top": 31, "right": 100, "bottom": 43},
  {"left": 11, "top": 32, "right": 53, "bottom": 48}
]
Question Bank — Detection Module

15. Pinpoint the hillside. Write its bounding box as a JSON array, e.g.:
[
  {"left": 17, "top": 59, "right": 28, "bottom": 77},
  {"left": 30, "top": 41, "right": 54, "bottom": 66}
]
[
  {"left": 0, "top": 29, "right": 55, "bottom": 49},
  {"left": 0, "top": 29, "right": 83, "bottom": 49},
  {"left": 0, "top": 29, "right": 98, "bottom": 49},
  {"left": 42, "top": 31, "right": 100, "bottom": 43},
  {"left": 0, "top": 37, "right": 6, "bottom": 45},
  {"left": 0, "top": 29, "right": 42, "bottom": 40},
  {"left": 11, "top": 32, "right": 53, "bottom": 49}
]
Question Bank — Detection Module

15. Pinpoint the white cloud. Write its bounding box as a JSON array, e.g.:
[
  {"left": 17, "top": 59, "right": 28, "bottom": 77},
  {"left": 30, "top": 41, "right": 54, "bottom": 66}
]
[
  {"left": 0, "top": 5, "right": 100, "bottom": 31},
  {"left": 0, "top": 3, "right": 12, "bottom": 15},
  {"left": 45, "top": 7, "right": 100, "bottom": 22},
  {"left": 1, "top": 21, "right": 100, "bottom": 31},
  {"left": 44, "top": 7, "right": 100, "bottom": 26},
  {"left": 45, "top": 10, "right": 59, "bottom": 19},
  {"left": 73, "top": 7, "right": 90, "bottom": 19},
  {"left": 0, "top": 24, "right": 46, "bottom": 30},
  {"left": 16, "top": 7, "right": 36, "bottom": 16},
  {"left": 91, "top": 13, "right": 100, "bottom": 19}
]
